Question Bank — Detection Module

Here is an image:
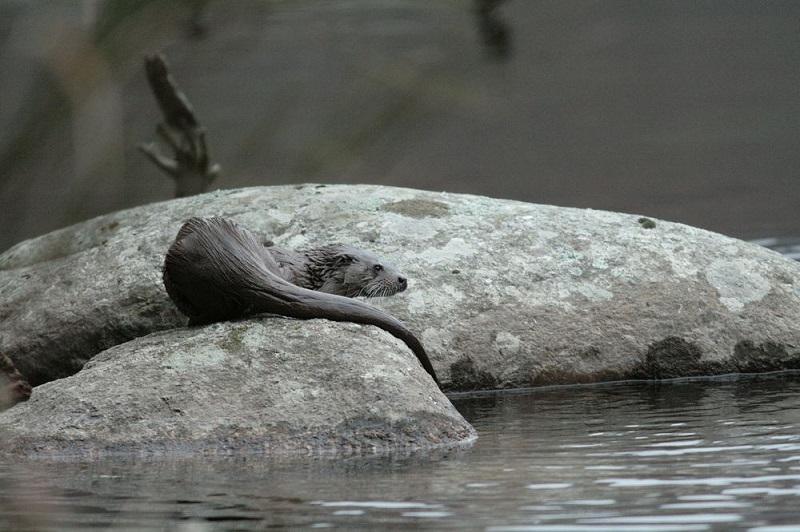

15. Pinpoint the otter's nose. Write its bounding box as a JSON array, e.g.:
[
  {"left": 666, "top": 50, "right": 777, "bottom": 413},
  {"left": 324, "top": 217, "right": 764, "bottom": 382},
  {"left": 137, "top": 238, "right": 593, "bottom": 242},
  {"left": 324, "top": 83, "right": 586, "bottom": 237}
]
[{"left": 397, "top": 276, "right": 407, "bottom": 291}]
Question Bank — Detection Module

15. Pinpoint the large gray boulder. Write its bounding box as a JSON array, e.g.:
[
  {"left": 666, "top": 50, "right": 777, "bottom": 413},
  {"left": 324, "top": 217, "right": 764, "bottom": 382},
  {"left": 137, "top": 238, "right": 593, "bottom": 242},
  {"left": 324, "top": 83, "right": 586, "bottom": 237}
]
[
  {"left": 0, "top": 318, "right": 472, "bottom": 457},
  {"left": 2, "top": 184, "right": 800, "bottom": 390}
]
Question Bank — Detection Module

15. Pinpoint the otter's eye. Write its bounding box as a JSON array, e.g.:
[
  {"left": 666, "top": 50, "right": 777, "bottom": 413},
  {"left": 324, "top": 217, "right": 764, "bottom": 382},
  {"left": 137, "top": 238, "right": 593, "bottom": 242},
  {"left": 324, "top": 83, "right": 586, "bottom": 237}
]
[{"left": 373, "top": 264, "right": 383, "bottom": 273}]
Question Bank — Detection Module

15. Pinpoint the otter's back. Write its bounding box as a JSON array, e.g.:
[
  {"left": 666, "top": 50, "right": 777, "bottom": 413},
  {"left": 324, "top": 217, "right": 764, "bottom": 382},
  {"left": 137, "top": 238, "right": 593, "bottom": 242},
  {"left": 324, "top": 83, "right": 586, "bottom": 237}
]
[{"left": 163, "top": 217, "right": 275, "bottom": 324}]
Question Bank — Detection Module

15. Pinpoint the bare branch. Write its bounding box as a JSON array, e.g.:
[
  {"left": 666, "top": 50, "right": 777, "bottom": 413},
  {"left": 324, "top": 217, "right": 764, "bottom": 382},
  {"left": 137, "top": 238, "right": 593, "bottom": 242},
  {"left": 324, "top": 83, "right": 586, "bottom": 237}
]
[
  {"left": 144, "top": 54, "right": 198, "bottom": 130},
  {"left": 140, "top": 53, "right": 220, "bottom": 197}
]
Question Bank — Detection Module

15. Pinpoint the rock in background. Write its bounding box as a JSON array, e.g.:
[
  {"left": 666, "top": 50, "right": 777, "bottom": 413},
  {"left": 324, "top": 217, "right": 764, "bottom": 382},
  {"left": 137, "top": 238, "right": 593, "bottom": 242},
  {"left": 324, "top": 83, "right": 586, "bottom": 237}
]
[
  {"left": 2, "top": 184, "right": 800, "bottom": 390},
  {"left": 0, "top": 319, "right": 471, "bottom": 457}
]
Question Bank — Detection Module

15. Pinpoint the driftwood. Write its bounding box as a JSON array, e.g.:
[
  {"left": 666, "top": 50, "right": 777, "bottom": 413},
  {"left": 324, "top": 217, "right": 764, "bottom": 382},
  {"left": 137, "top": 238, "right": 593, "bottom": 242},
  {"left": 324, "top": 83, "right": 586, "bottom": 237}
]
[
  {"left": 1, "top": 353, "right": 31, "bottom": 410},
  {"left": 139, "top": 54, "right": 220, "bottom": 197}
]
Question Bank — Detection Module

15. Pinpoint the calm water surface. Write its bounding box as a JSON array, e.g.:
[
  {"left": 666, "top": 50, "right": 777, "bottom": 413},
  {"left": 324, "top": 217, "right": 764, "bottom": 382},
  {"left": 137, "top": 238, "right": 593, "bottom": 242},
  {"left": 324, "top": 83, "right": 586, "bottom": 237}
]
[{"left": 4, "top": 373, "right": 800, "bottom": 531}]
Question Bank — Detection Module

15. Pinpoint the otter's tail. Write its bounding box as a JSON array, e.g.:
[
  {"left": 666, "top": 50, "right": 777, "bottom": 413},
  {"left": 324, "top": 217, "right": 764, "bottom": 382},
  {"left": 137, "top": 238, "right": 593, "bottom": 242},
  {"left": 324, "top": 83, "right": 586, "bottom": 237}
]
[{"left": 252, "top": 280, "right": 439, "bottom": 385}]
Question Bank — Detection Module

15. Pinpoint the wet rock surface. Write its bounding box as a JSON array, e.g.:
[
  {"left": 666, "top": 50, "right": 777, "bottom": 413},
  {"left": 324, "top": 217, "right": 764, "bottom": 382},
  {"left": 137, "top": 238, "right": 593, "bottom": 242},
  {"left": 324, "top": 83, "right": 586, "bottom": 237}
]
[
  {"left": 3, "top": 184, "right": 800, "bottom": 391},
  {"left": 0, "top": 319, "right": 471, "bottom": 457}
]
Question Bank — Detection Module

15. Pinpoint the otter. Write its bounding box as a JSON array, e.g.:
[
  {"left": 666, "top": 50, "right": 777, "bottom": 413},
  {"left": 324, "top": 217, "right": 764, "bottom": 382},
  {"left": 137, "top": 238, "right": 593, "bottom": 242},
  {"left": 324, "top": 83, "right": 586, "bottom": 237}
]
[
  {"left": 264, "top": 244, "right": 408, "bottom": 298},
  {"left": 163, "top": 217, "right": 439, "bottom": 385}
]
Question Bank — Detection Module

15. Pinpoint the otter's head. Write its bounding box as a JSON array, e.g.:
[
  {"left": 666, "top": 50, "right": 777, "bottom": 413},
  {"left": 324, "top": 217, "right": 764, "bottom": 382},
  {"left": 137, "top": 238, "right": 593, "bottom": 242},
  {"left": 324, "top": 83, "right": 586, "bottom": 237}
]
[{"left": 314, "top": 244, "right": 408, "bottom": 298}]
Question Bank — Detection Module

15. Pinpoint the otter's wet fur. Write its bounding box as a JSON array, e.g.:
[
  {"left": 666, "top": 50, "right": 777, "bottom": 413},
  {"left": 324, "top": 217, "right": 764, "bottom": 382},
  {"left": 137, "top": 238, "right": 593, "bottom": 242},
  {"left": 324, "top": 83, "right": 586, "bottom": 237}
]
[
  {"left": 265, "top": 244, "right": 408, "bottom": 298},
  {"left": 163, "top": 217, "right": 439, "bottom": 384}
]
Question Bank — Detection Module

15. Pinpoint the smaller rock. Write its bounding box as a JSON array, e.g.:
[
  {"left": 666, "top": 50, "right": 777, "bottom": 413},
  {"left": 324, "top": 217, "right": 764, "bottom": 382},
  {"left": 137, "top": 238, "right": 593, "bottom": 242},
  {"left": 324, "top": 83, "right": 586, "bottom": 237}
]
[{"left": 0, "top": 319, "right": 475, "bottom": 458}]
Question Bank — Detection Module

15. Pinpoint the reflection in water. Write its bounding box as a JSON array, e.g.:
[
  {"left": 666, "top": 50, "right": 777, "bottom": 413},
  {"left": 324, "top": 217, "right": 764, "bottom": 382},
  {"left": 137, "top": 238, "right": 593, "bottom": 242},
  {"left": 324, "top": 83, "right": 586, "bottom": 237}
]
[
  {"left": 637, "top": 380, "right": 709, "bottom": 410},
  {"left": 4, "top": 373, "right": 800, "bottom": 529}
]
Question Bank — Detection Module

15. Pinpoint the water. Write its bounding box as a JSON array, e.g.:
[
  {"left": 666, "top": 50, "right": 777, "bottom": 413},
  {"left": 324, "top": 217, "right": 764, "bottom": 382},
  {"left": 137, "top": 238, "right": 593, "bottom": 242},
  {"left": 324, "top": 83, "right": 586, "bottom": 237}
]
[
  {"left": 4, "top": 373, "right": 800, "bottom": 531},
  {"left": 752, "top": 237, "right": 800, "bottom": 262}
]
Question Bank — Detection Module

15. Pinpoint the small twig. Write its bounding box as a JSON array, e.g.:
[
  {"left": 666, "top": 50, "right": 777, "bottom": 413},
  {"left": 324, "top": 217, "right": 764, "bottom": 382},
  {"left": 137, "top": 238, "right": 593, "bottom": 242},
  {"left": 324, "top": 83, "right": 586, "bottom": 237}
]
[
  {"left": 139, "top": 142, "right": 179, "bottom": 177},
  {"left": 475, "top": 0, "right": 512, "bottom": 61},
  {"left": 139, "top": 53, "right": 220, "bottom": 197}
]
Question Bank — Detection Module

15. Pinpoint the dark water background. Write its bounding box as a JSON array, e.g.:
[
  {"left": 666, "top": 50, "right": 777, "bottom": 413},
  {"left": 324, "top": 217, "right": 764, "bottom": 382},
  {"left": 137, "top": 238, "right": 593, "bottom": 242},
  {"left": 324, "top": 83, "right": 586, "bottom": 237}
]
[
  {"left": 1, "top": 0, "right": 799, "bottom": 250},
  {"left": 4, "top": 373, "right": 800, "bottom": 531}
]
